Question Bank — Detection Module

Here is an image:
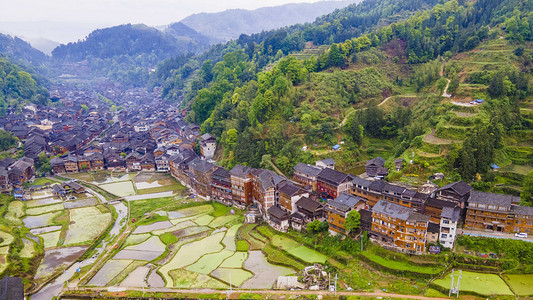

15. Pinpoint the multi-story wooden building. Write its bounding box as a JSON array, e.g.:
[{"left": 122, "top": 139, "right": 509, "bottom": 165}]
[
  {"left": 278, "top": 181, "right": 308, "bottom": 214},
  {"left": 511, "top": 205, "right": 533, "bottom": 234},
  {"left": 371, "top": 199, "right": 430, "bottom": 254},
  {"left": 64, "top": 155, "right": 79, "bottom": 173},
  {"left": 316, "top": 168, "right": 354, "bottom": 199},
  {"left": 440, "top": 206, "right": 461, "bottom": 249},
  {"left": 229, "top": 164, "right": 254, "bottom": 206},
  {"left": 435, "top": 181, "right": 473, "bottom": 209},
  {"left": 188, "top": 158, "right": 217, "bottom": 198},
  {"left": 211, "top": 167, "right": 232, "bottom": 201},
  {"left": 465, "top": 191, "right": 520, "bottom": 232},
  {"left": 252, "top": 169, "right": 284, "bottom": 212},
  {"left": 423, "top": 197, "right": 457, "bottom": 224},
  {"left": 326, "top": 192, "right": 364, "bottom": 235},
  {"left": 50, "top": 157, "right": 66, "bottom": 174},
  {"left": 293, "top": 163, "right": 322, "bottom": 190}
]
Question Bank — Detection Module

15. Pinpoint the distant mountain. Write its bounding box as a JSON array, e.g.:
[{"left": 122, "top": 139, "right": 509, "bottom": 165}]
[
  {"left": 164, "top": 22, "right": 211, "bottom": 46},
  {"left": 51, "top": 23, "right": 209, "bottom": 62},
  {"left": 180, "top": 0, "right": 360, "bottom": 42},
  {"left": 0, "top": 33, "right": 47, "bottom": 65},
  {"left": 24, "top": 37, "right": 60, "bottom": 56}
]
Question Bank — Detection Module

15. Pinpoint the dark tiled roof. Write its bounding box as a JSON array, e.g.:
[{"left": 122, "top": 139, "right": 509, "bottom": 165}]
[
  {"left": 230, "top": 164, "right": 254, "bottom": 177},
  {"left": 188, "top": 158, "right": 216, "bottom": 174},
  {"left": 296, "top": 197, "right": 322, "bottom": 212},
  {"left": 278, "top": 182, "right": 302, "bottom": 197},
  {"left": 327, "top": 192, "right": 362, "bottom": 212},
  {"left": 317, "top": 168, "right": 352, "bottom": 185},
  {"left": 293, "top": 163, "right": 321, "bottom": 177},
  {"left": 428, "top": 222, "right": 440, "bottom": 233},
  {"left": 511, "top": 205, "right": 533, "bottom": 216},
  {"left": 441, "top": 207, "right": 461, "bottom": 221},
  {"left": 268, "top": 205, "right": 290, "bottom": 220},
  {"left": 359, "top": 208, "right": 372, "bottom": 223},
  {"left": 469, "top": 191, "right": 519, "bottom": 207},
  {"left": 438, "top": 181, "right": 473, "bottom": 196},
  {"left": 317, "top": 158, "right": 335, "bottom": 166},
  {"left": 352, "top": 176, "right": 371, "bottom": 188},
  {"left": 366, "top": 157, "right": 385, "bottom": 167},
  {"left": 374, "top": 199, "right": 429, "bottom": 223},
  {"left": 368, "top": 180, "right": 386, "bottom": 192},
  {"left": 212, "top": 167, "right": 230, "bottom": 179},
  {"left": 425, "top": 197, "right": 456, "bottom": 209}
]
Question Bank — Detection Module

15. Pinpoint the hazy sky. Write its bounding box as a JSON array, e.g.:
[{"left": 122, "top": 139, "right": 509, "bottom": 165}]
[{"left": 1, "top": 0, "right": 324, "bottom": 26}]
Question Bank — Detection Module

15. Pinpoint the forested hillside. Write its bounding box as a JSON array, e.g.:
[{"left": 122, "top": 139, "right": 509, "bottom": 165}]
[
  {"left": 52, "top": 24, "right": 211, "bottom": 87},
  {"left": 0, "top": 33, "right": 47, "bottom": 66},
  {"left": 151, "top": 0, "right": 533, "bottom": 204},
  {"left": 0, "top": 57, "right": 49, "bottom": 115}
]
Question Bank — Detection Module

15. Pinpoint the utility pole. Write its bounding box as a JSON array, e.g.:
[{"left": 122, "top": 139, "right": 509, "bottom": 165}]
[
  {"left": 449, "top": 269, "right": 454, "bottom": 297},
  {"left": 334, "top": 273, "right": 338, "bottom": 296}
]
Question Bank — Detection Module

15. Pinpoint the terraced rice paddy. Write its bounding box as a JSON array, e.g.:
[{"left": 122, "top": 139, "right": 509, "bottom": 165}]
[
  {"left": 38, "top": 230, "right": 61, "bottom": 248},
  {"left": 64, "top": 206, "right": 111, "bottom": 245},
  {"left": 159, "top": 231, "right": 226, "bottom": 285},
  {"left": 35, "top": 246, "right": 88, "bottom": 281},
  {"left": 503, "top": 274, "right": 533, "bottom": 296},
  {"left": 219, "top": 252, "right": 248, "bottom": 268},
  {"left": 20, "top": 239, "right": 35, "bottom": 258},
  {"left": 25, "top": 197, "right": 62, "bottom": 208},
  {"left": 133, "top": 221, "right": 173, "bottom": 234},
  {"left": 272, "top": 235, "right": 327, "bottom": 263},
  {"left": 99, "top": 181, "right": 136, "bottom": 197},
  {"left": 211, "top": 267, "right": 253, "bottom": 286},
  {"left": 64, "top": 198, "right": 99, "bottom": 209},
  {"left": 186, "top": 249, "right": 233, "bottom": 274},
  {"left": 23, "top": 211, "right": 62, "bottom": 228},
  {"left": 241, "top": 250, "right": 294, "bottom": 289},
  {"left": 88, "top": 259, "right": 133, "bottom": 286},
  {"left": 0, "top": 231, "right": 14, "bottom": 247},
  {"left": 26, "top": 203, "right": 64, "bottom": 215},
  {"left": 433, "top": 271, "right": 513, "bottom": 296}
]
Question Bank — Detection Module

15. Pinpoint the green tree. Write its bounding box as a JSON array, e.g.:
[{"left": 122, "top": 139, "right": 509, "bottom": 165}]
[
  {"left": 521, "top": 170, "right": 533, "bottom": 205},
  {"left": 345, "top": 210, "right": 361, "bottom": 236}
]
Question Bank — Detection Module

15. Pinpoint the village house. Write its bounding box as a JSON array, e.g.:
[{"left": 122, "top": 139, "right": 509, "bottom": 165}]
[
  {"left": 511, "top": 205, "right": 533, "bottom": 234},
  {"left": 315, "top": 158, "right": 335, "bottom": 169},
  {"left": 251, "top": 169, "right": 285, "bottom": 212},
  {"left": 188, "top": 158, "right": 217, "bottom": 198},
  {"left": 316, "top": 168, "right": 354, "bottom": 199},
  {"left": 7, "top": 157, "right": 35, "bottom": 187},
  {"left": 291, "top": 197, "right": 325, "bottom": 230},
  {"left": 371, "top": 199, "right": 430, "bottom": 254},
  {"left": 230, "top": 165, "right": 254, "bottom": 207},
  {"left": 155, "top": 154, "right": 170, "bottom": 172},
  {"left": 199, "top": 133, "right": 216, "bottom": 159},
  {"left": 277, "top": 181, "right": 309, "bottom": 214},
  {"left": 440, "top": 206, "right": 461, "bottom": 248},
  {"left": 50, "top": 157, "right": 66, "bottom": 174},
  {"left": 169, "top": 150, "right": 197, "bottom": 189},
  {"left": 365, "top": 157, "right": 388, "bottom": 179},
  {"left": 465, "top": 191, "right": 520, "bottom": 232},
  {"left": 211, "top": 167, "right": 232, "bottom": 202},
  {"left": 435, "top": 181, "right": 473, "bottom": 210},
  {"left": 293, "top": 163, "right": 322, "bottom": 190},
  {"left": 326, "top": 192, "right": 365, "bottom": 235},
  {"left": 267, "top": 205, "right": 291, "bottom": 232},
  {"left": 126, "top": 152, "right": 143, "bottom": 172}
]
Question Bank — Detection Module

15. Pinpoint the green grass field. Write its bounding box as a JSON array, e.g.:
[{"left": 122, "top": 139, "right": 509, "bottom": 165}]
[
  {"left": 272, "top": 235, "right": 327, "bottom": 263},
  {"left": 504, "top": 274, "right": 533, "bottom": 296},
  {"left": 361, "top": 252, "right": 442, "bottom": 275},
  {"left": 433, "top": 271, "right": 513, "bottom": 296}
]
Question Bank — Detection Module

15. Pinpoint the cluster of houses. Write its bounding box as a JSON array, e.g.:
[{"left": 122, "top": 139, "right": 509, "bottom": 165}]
[
  {"left": 166, "top": 150, "right": 533, "bottom": 255},
  {"left": 1, "top": 80, "right": 530, "bottom": 256}
]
